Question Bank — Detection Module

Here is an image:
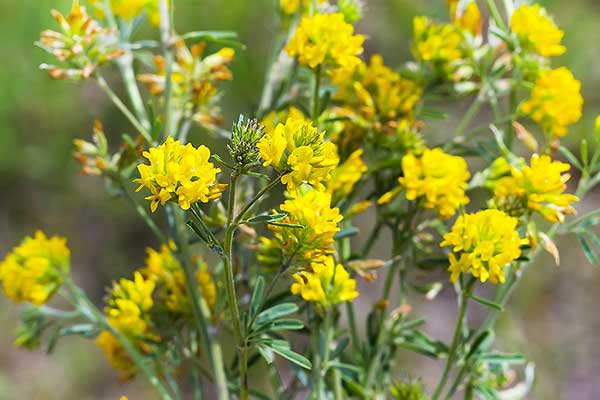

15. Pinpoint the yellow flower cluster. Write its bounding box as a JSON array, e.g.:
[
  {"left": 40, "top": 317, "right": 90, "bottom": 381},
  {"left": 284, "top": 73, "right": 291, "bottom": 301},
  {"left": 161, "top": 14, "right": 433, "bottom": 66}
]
[
  {"left": 38, "top": 0, "right": 123, "bottom": 80},
  {"left": 142, "top": 243, "right": 217, "bottom": 314},
  {"left": 134, "top": 137, "right": 225, "bottom": 212},
  {"left": 261, "top": 107, "right": 306, "bottom": 135},
  {"left": 138, "top": 40, "right": 234, "bottom": 129},
  {"left": 520, "top": 67, "right": 583, "bottom": 137},
  {"left": 412, "top": 16, "right": 463, "bottom": 64},
  {"left": 448, "top": 0, "right": 482, "bottom": 36},
  {"left": 327, "top": 149, "right": 368, "bottom": 203},
  {"left": 96, "top": 272, "right": 156, "bottom": 373},
  {"left": 441, "top": 209, "right": 522, "bottom": 284},
  {"left": 510, "top": 4, "right": 565, "bottom": 57},
  {"left": 285, "top": 13, "right": 364, "bottom": 70},
  {"left": 258, "top": 117, "right": 339, "bottom": 192},
  {"left": 279, "top": 0, "right": 323, "bottom": 15},
  {"left": 0, "top": 231, "right": 70, "bottom": 305},
  {"left": 491, "top": 155, "right": 578, "bottom": 223},
  {"left": 379, "top": 148, "right": 470, "bottom": 218},
  {"left": 90, "top": 0, "right": 162, "bottom": 26},
  {"left": 291, "top": 256, "right": 358, "bottom": 307},
  {"left": 259, "top": 189, "right": 342, "bottom": 270}
]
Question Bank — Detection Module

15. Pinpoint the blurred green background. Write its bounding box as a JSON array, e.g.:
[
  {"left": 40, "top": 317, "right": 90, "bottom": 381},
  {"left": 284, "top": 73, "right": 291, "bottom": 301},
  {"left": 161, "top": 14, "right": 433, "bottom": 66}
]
[{"left": 1, "top": 0, "right": 599, "bottom": 398}]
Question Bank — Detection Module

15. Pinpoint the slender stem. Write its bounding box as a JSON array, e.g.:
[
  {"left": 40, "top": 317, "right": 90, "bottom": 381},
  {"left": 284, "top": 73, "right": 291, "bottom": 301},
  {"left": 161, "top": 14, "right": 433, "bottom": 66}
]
[
  {"left": 311, "top": 315, "right": 323, "bottom": 400},
  {"left": 431, "top": 279, "right": 474, "bottom": 400},
  {"left": 158, "top": 0, "right": 175, "bottom": 138},
  {"left": 312, "top": 65, "right": 322, "bottom": 125},
  {"left": 117, "top": 53, "right": 151, "bottom": 130},
  {"left": 485, "top": 0, "right": 507, "bottom": 31},
  {"left": 453, "top": 94, "right": 484, "bottom": 139},
  {"left": 312, "top": 310, "right": 333, "bottom": 399},
  {"left": 96, "top": 74, "right": 153, "bottom": 143},
  {"left": 234, "top": 174, "right": 282, "bottom": 225},
  {"left": 239, "top": 344, "right": 250, "bottom": 400}
]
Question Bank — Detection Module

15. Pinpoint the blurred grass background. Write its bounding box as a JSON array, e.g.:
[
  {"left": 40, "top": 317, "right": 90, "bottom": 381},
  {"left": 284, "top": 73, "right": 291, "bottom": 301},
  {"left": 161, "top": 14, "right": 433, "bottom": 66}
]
[{"left": 1, "top": 0, "right": 599, "bottom": 398}]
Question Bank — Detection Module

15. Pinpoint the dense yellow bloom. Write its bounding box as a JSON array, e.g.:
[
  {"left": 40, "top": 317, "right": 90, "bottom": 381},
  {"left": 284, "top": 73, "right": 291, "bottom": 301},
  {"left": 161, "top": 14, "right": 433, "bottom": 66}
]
[
  {"left": 258, "top": 117, "right": 339, "bottom": 192},
  {"left": 90, "top": 0, "right": 161, "bottom": 26},
  {"left": 511, "top": 4, "right": 565, "bottom": 57},
  {"left": 261, "top": 107, "right": 306, "bottom": 135},
  {"left": 291, "top": 256, "right": 358, "bottom": 307},
  {"left": 412, "top": 16, "right": 463, "bottom": 64},
  {"left": 259, "top": 189, "right": 342, "bottom": 270},
  {"left": 0, "top": 231, "right": 69, "bottom": 305},
  {"left": 441, "top": 209, "right": 522, "bottom": 284},
  {"left": 380, "top": 148, "right": 470, "bottom": 218},
  {"left": 327, "top": 149, "right": 367, "bottom": 203},
  {"left": 491, "top": 155, "right": 578, "bottom": 223},
  {"left": 134, "top": 137, "right": 225, "bottom": 212},
  {"left": 285, "top": 13, "right": 364, "bottom": 70},
  {"left": 138, "top": 40, "right": 234, "bottom": 129},
  {"left": 143, "top": 243, "right": 217, "bottom": 314},
  {"left": 97, "top": 272, "right": 155, "bottom": 373},
  {"left": 520, "top": 67, "right": 583, "bottom": 137}
]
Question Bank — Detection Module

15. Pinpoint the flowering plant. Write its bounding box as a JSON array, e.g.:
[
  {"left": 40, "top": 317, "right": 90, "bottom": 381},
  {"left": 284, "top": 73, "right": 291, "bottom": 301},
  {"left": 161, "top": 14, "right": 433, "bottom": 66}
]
[{"left": 2, "top": 1, "right": 599, "bottom": 399}]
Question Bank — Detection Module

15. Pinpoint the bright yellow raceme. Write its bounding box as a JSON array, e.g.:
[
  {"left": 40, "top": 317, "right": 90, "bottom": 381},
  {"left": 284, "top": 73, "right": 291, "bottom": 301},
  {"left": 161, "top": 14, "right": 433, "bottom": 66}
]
[
  {"left": 520, "top": 67, "right": 583, "bottom": 137},
  {"left": 412, "top": 16, "right": 463, "bottom": 64},
  {"left": 285, "top": 13, "right": 364, "bottom": 70},
  {"left": 134, "top": 137, "right": 225, "bottom": 212},
  {"left": 511, "top": 4, "right": 565, "bottom": 57},
  {"left": 291, "top": 256, "right": 358, "bottom": 307},
  {"left": 0, "top": 231, "right": 69, "bottom": 305}
]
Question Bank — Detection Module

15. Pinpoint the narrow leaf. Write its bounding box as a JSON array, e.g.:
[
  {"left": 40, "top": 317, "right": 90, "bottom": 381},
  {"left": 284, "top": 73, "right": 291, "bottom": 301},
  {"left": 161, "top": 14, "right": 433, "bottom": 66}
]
[
  {"left": 248, "top": 276, "right": 265, "bottom": 322},
  {"left": 469, "top": 295, "right": 504, "bottom": 311},
  {"left": 269, "top": 346, "right": 312, "bottom": 370}
]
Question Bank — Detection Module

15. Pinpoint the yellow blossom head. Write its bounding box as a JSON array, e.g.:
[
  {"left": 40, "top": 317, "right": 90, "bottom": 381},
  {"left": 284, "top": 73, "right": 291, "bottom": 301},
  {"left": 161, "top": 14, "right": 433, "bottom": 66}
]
[
  {"left": 89, "top": 0, "right": 162, "bottom": 26},
  {"left": 0, "top": 231, "right": 69, "bottom": 305},
  {"left": 285, "top": 13, "right": 364, "bottom": 70},
  {"left": 511, "top": 4, "right": 565, "bottom": 57},
  {"left": 412, "top": 16, "right": 463, "bottom": 65},
  {"left": 491, "top": 154, "right": 578, "bottom": 223},
  {"left": 327, "top": 148, "right": 367, "bottom": 204},
  {"left": 391, "top": 148, "right": 470, "bottom": 218},
  {"left": 261, "top": 107, "right": 306, "bottom": 135},
  {"left": 520, "top": 67, "right": 583, "bottom": 137},
  {"left": 134, "top": 137, "right": 225, "bottom": 212},
  {"left": 453, "top": 1, "right": 482, "bottom": 36},
  {"left": 258, "top": 117, "right": 339, "bottom": 192},
  {"left": 441, "top": 209, "right": 522, "bottom": 284},
  {"left": 291, "top": 256, "right": 358, "bottom": 308}
]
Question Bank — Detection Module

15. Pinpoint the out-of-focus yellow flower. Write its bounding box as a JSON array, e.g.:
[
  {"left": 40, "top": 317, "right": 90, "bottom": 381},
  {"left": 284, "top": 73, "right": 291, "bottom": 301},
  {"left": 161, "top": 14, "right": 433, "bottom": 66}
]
[
  {"left": 37, "top": 0, "right": 123, "bottom": 80},
  {"left": 412, "top": 16, "right": 463, "bottom": 64},
  {"left": 491, "top": 154, "right": 578, "bottom": 223},
  {"left": 291, "top": 256, "right": 358, "bottom": 307},
  {"left": 380, "top": 148, "right": 470, "bottom": 218},
  {"left": 511, "top": 4, "right": 565, "bottom": 57},
  {"left": 97, "top": 272, "right": 156, "bottom": 373},
  {"left": 143, "top": 243, "right": 217, "bottom": 314},
  {"left": 90, "top": 0, "right": 162, "bottom": 26},
  {"left": 258, "top": 117, "right": 339, "bottom": 192},
  {"left": 138, "top": 40, "right": 234, "bottom": 130},
  {"left": 327, "top": 149, "right": 367, "bottom": 203},
  {"left": 134, "top": 137, "right": 225, "bottom": 212},
  {"left": 285, "top": 13, "right": 364, "bottom": 70},
  {"left": 259, "top": 189, "right": 342, "bottom": 270},
  {"left": 0, "top": 231, "right": 70, "bottom": 305},
  {"left": 261, "top": 107, "right": 306, "bottom": 135},
  {"left": 441, "top": 209, "right": 522, "bottom": 284},
  {"left": 452, "top": 1, "right": 482, "bottom": 36},
  {"left": 520, "top": 67, "right": 583, "bottom": 137}
]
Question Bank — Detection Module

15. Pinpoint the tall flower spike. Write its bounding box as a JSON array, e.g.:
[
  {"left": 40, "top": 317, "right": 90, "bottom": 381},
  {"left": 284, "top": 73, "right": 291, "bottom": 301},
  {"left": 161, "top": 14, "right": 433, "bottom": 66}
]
[{"left": 134, "top": 137, "right": 226, "bottom": 212}]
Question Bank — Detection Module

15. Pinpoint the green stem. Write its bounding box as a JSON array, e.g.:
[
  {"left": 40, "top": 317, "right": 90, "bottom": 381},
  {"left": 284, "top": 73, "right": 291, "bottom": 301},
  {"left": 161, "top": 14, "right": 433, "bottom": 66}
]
[
  {"left": 239, "top": 344, "right": 250, "bottom": 400},
  {"left": 117, "top": 53, "right": 151, "bottom": 130},
  {"left": 312, "top": 310, "right": 334, "bottom": 399},
  {"left": 312, "top": 65, "right": 322, "bottom": 125},
  {"left": 234, "top": 174, "right": 282, "bottom": 225},
  {"left": 95, "top": 74, "right": 152, "bottom": 143},
  {"left": 485, "top": 0, "right": 507, "bottom": 32},
  {"left": 431, "top": 279, "right": 475, "bottom": 400},
  {"left": 453, "top": 94, "right": 484, "bottom": 138},
  {"left": 158, "top": 0, "right": 175, "bottom": 138}
]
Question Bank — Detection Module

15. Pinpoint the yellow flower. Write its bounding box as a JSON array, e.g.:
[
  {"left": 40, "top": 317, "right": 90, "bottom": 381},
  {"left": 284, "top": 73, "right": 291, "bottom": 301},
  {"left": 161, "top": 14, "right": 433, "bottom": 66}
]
[
  {"left": 258, "top": 117, "right": 339, "bottom": 192},
  {"left": 0, "top": 231, "right": 69, "bottom": 305},
  {"left": 520, "top": 67, "right": 583, "bottom": 137},
  {"left": 453, "top": 1, "right": 482, "bottom": 36},
  {"left": 291, "top": 256, "right": 358, "bottom": 307},
  {"left": 327, "top": 149, "right": 367, "bottom": 203},
  {"left": 134, "top": 137, "right": 225, "bottom": 212},
  {"left": 285, "top": 13, "right": 364, "bottom": 70},
  {"left": 440, "top": 209, "right": 522, "bottom": 284},
  {"left": 143, "top": 243, "right": 217, "bottom": 314},
  {"left": 138, "top": 40, "right": 234, "bottom": 129},
  {"left": 90, "top": 0, "right": 162, "bottom": 26},
  {"left": 412, "top": 16, "right": 463, "bottom": 64},
  {"left": 259, "top": 189, "right": 342, "bottom": 270},
  {"left": 279, "top": 0, "right": 325, "bottom": 15},
  {"left": 510, "top": 4, "right": 565, "bottom": 57},
  {"left": 261, "top": 106, "right": 306, "bottom": 135},
  {"left": 384, "top": 148, "right": 470, "bottom": 218},
  {"left": 491, "top": 154, "right": 579, "bottom": 223},
  {"left": 96, "top": 331, "right": 134, "bottom": 373}
]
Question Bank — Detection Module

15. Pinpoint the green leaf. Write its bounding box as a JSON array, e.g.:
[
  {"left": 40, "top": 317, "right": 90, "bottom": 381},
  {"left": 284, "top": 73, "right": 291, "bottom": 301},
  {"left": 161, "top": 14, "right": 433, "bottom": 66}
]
[
  {"left": 467, "top": 330, "right": 495, "bottom": 360},
  {"left": 59, "top": 323, "right": 96, "bottom": 337},
  {"left": 578, "top": 234, "right": 598, "bottom": 265},
  {"left": 243, "top": 213, "right": 288, "bottom": 225},
  {"left": 334, "top": 226, "right": 359, "bottom": 240},
  {"left": 469, "top": 295, "right": 504, "bottom": 311},
  {"left": 180, "top": 30, "right": 246, "bottom": 49},
  {"left": 267, "top": 319, "right": 304, "bottom": 331},
  {"left": 559, "top": 146, "right": 583, "bottom": 170},
  {"left": 268, "top": 222, "right": 304, "bottom": 229},
  {"left": 186, "top": 220, "right": 224, "bottom": 255},
  {"left": 269, "top": 346, "right": 312, "bottom": 370},
  {"left": 479, "top": 352, "right": 525, "bottom": 365},
  {"left": 248, "top": 276, "right": 265, "bottom": 322},
  {"left": 255, "top": 303, "right": 299, "bottom": 326},
  {"left": 257, "top": 344, "right": 274, "bottom": 364}
]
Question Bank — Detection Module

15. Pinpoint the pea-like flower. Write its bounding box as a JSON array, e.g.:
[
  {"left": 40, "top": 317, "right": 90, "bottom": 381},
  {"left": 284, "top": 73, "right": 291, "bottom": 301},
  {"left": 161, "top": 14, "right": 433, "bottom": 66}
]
[
  {"left": 412, "top": 16, "right": 463, "bottom": 65},
  {"left": 441, "top": 209, "right": 522, "bottom": 284},
  {"left": 520, "top": 67, "right": 583, "bottom": 137},
  {"left": 490, "top": 154, "right": 579, "bottom": 223},
  {"left": 285, "top": 13, "right": 364, "bottom": 70},
  {"left": 291, "top": 256, "right": 359, "bottom": 308},
  {"left": 134, "top": 137, "right": 226, "bottom": 212},
  {"left": 37, "top": 0, "right": 123, "bottom": 80},
  {"left": 0, "top": 231, "right": 70, "bottom": 305},
  {"left": 510, "top": 4, "right": 565, "bottom": 57},
  {"left": 258, "top": 117, "right": 339, "bottom": 192}
]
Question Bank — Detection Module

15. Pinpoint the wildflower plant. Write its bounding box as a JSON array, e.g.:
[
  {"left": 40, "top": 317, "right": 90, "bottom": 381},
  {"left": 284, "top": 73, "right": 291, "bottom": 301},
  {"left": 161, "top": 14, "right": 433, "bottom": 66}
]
[{"left": 3, "top": 1, "right": 600, "bottom": 399}]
